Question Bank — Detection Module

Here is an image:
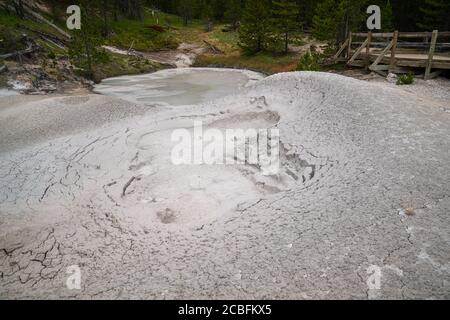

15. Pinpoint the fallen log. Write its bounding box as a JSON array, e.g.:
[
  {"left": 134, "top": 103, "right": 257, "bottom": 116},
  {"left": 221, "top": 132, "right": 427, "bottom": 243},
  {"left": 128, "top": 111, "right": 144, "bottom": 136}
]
[
  {"left": 22, "top": 5, "right": 71, "bottom": 40},
  {"left": 2, "top": 3, "right": 71, "bottom": 40},
  {"left": 203, "top": 40, "right": 224, "bottom": 54},
  {"left": 19, "top": 25, "right": 67, "bottom": 49},
  {"left": 0, "top": 64, "right": 6, "bottom": 73},
  {"left": 0, "top": 44, "right": 38, "bottom": 59}
]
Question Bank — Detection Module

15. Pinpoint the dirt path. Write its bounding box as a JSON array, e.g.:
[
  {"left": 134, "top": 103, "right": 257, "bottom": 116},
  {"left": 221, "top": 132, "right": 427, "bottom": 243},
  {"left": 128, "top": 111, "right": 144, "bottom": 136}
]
[{"left": 103, "top": 43, "right": 208, "bottom": 68}]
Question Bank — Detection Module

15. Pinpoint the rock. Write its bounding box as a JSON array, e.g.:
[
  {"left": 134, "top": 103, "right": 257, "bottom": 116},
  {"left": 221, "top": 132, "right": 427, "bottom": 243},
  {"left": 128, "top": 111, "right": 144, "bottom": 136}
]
[{"left": 386, "top": 72, "right": 398, "bottom": 83}]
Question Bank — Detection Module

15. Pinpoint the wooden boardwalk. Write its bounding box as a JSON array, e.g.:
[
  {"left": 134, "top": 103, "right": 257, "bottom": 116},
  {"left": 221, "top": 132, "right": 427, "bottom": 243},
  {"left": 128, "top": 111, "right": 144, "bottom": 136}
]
[{"left": 333, "top": 31, "right": 450, "bottom": 80}]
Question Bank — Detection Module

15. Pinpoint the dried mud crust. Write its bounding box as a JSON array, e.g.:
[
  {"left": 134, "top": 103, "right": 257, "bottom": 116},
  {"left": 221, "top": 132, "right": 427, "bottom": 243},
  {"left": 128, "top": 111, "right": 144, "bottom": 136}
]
[{"left": 0, "top": 72, "right": 449, "bottom": 299}]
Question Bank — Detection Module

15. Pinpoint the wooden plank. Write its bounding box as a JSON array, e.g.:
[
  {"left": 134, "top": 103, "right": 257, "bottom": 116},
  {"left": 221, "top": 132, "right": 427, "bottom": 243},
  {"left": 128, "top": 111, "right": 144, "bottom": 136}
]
[
  {"left": 390, "top": 67, "right": 414, "bottom": 74},
  {"left": 347, "top": 32, "right": 353, "bottom": 59},
  {"left": 389, "top": 31, "right": 399, "bottom": 72},
  {"left": 400, "top": 31, "right": 450, "bottom": 38},
  {"left": 370, "top": 65, "right": 389, "bottom": 71},
  {"left": 399, "top": 32, "right": 433, "bottom": 38},
  {"left": 425, "top": 30, "right": 438, "bottom": 80},
  {"left": 365, "top": 32, "right": 372, "bottom": 69},
  {"left": 352, "top": 42, "right": 450, "bottom": 49},
  {"left": 348, "top": 61, "right": 366, "bottom": 67},
  {"left": 353, "top": 32, "right": 393, "bottom": 38},
  {"left": 369, "top": 38, "right": 394, "bottom": 71},
  {"left": 383, "top": 58, "right": 450, "bottom": 69},
  {"left": 353, "top": 31, "right": 450, "bottom": 38},
  {"left": 333, "top": 38, "right": 349, "bottom": 60},
  {"left": 348, "top": 37, "right": 369, "bottom": 64},
  {"left": 352, "top": 33, "right": 368, "bottom": 37}
]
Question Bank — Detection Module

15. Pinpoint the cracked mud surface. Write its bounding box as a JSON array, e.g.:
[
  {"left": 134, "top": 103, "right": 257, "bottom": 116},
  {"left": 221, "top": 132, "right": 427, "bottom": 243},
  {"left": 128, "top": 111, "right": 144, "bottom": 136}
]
[{"left": 1, "top": 71, "right": 449, "bottom": 299}]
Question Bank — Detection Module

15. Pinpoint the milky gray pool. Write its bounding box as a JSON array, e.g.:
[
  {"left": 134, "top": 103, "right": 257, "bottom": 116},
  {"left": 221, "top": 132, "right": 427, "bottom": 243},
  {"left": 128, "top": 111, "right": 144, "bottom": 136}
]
[{"left": 94, "top": 68, "right": 264, "bottom": 107}]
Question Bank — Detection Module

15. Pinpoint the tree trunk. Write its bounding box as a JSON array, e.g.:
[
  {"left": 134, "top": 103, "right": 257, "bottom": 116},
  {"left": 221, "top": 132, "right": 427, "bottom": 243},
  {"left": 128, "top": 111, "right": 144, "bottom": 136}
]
[
  {"left": 13, "top": 0, "right": 25, "bottom": 18},
  {"left": 113, "top": 0, "right": 119, "bottom": 21},
  {"left": 284, "top": 32, "right": 289, "bottom": 54},
  {"left": 80, "top": 20, "right": 93, "bottom": 79},
  {"left": 101, "top": 0, "right": 109, "bottom": 37},
  {"left": 257, "top": 35, "right": 262, "bottom": 52}
]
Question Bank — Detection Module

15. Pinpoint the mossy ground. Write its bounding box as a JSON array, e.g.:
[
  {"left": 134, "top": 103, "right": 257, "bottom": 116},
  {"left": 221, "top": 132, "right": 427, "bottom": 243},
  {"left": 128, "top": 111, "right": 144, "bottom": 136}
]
[{"left": 0, "top": 7, "right": 342, "bottom": 82}]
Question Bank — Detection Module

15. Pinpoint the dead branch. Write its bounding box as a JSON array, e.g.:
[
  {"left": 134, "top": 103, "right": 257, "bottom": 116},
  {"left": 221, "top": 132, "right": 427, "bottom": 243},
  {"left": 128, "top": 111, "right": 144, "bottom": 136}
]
[
  {"left": 203, "top": 40, "right": 224, "bottom": 54},
  {"left": 0, "top": 43, "right": 38, "bottom": 59},
  {"left": 19, "top": 25, "right": 68, "bottom": 49}
]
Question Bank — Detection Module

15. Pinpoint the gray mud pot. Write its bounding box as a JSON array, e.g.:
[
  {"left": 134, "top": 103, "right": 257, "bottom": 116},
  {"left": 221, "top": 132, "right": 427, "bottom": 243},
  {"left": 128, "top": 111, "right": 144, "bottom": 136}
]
[
  {"left": 0, "top": 70, "right": 449, "bottom": 300},
  {"left": 0, "top": 88, "right": 18, "bottom": 97},
  {"left": 94, "top": 68, "right": 263, "bottom": 106}
]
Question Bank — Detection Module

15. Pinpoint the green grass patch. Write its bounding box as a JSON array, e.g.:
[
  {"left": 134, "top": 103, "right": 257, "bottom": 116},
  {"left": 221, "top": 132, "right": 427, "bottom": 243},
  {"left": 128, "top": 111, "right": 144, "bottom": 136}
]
[
  {"left": 105, "top": 10, "right": 193, "bottom": 51},
  {"left": 0, "top": 9, "right": 66, "bottom": 40},
  {"left": 209, "top": 28, "right": 239, "bottom": 48},
  {"left": 296, "top": 50, "right": 320, "bottom": 71},
  {"left": 92, "top": 52, "right": 163, "bottom": 82},
  {"left": 195, "top": 51, "right": 301, "bottom": 75},
  {"left": 397, "top": 72, "right": 415, "bottom": 85}
]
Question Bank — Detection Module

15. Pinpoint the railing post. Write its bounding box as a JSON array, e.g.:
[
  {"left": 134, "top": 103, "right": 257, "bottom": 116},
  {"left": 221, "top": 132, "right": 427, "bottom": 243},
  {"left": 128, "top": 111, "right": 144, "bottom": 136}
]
[
  {"left": 365, "top": 31, "right": 372, "bottom": 70},
  {"left": 389, "top": 31, "right": 399, "bottom": 72},
  {"left": 425, "top": 30, "right": 438, "bottom": 80},
  {"left": 347, "top": 32, "right": 352, "bottom": 59}
]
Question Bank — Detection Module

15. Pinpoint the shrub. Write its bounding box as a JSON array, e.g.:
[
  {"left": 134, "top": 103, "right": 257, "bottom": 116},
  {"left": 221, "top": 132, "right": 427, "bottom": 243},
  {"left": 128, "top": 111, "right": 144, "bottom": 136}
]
[
  {"left": 0, "top": 26, "right": 25, "bottom": 54},
  {"left": 397, "top": 72, "right": 415, "bottom": 85},
  {"left": 296, "top": 50, "right": 320, "bottom": 71}
]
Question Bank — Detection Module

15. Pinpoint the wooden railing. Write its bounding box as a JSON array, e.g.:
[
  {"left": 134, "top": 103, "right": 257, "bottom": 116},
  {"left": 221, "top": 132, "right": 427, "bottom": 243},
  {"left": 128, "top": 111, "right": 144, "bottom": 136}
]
[{"left": 333, "top": 30, "right": 450, "bottom": 80}]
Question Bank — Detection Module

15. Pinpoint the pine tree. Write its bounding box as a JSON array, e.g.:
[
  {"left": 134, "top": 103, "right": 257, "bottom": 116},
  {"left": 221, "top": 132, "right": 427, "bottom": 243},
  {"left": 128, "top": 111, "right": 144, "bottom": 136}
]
[
  {"left": 238, "top": 0, "right": 272, "bottom": 54},
  {"left": 271, "top": 0, "right": 300, "bottom": 54},
  {"left": 115, "top": 0, "right": 144, "bottom": 20},
  {"left": 68, "top": 3, "right": 110, "bottom": 80},
  {"left": 381, "top": 0, "right": 393, "bottom": 32},
  {"left": 312, "top": 0, "right": 337, "bottom": 42},
  {"left": 296, "top": 0, "right": 318, "bottom": 31},
  {"left": 313, "top": 0, "right": 367, "bottom": 44},
  {"left": 200, "top": 0, "right": 214, "bottom": 31},
  {"left": 212, "top": 0, "right": 227, "bottom": 21},
  {"left": 418, "top": 0, "right": 450, "bottom": 31},
  {"left": 337, "top": 0, "right": 367, "bottom": 43},
  {"left": 48, "top": 0, "right": 59, "bottom": 22},
  {"left": 391, "top": 0, "right": 423, "bottom": 32},
  {"left": 177, "top": 0, "right": 195, "bottom": 26},
  {"left": 224, "top": 0, "right": 242, "bottom": 30},
  {"left": 100, "top": 0, "right": 110, "bottom": 36}
]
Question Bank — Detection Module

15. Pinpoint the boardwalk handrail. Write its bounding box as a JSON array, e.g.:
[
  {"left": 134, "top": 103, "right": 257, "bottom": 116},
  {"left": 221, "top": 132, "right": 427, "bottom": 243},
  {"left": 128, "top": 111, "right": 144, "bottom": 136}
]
[
  {"left": 333, "top": 30, "right": 450, "bottom": 80},
  {"left": 352, "top": 31, "right": 450, "bottom": 38},
  {"left": 351, "top": 42, "right": 450, "bottom": 49}
]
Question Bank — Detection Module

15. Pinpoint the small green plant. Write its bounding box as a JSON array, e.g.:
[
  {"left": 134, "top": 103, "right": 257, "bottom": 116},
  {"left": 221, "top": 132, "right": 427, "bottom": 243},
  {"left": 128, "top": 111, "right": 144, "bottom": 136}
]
[
  {"left": 397, "top": 72, "right": 415, "bottom": 85},
  {"left": 47, "top": 51, "right": 56, "bottom": 59},
  {"left": 296, "top": 50, "right": 320, "bottom": 71}
]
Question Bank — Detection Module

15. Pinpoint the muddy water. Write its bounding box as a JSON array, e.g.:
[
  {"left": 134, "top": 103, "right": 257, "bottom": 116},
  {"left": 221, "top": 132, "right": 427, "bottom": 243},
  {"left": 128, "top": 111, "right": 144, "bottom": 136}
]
[
  {"left": 0, "top": 88, "right": 18, "bottom": 97},
  {"left": 94, "top": 68, "right": 264, "bottom": 106}
]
